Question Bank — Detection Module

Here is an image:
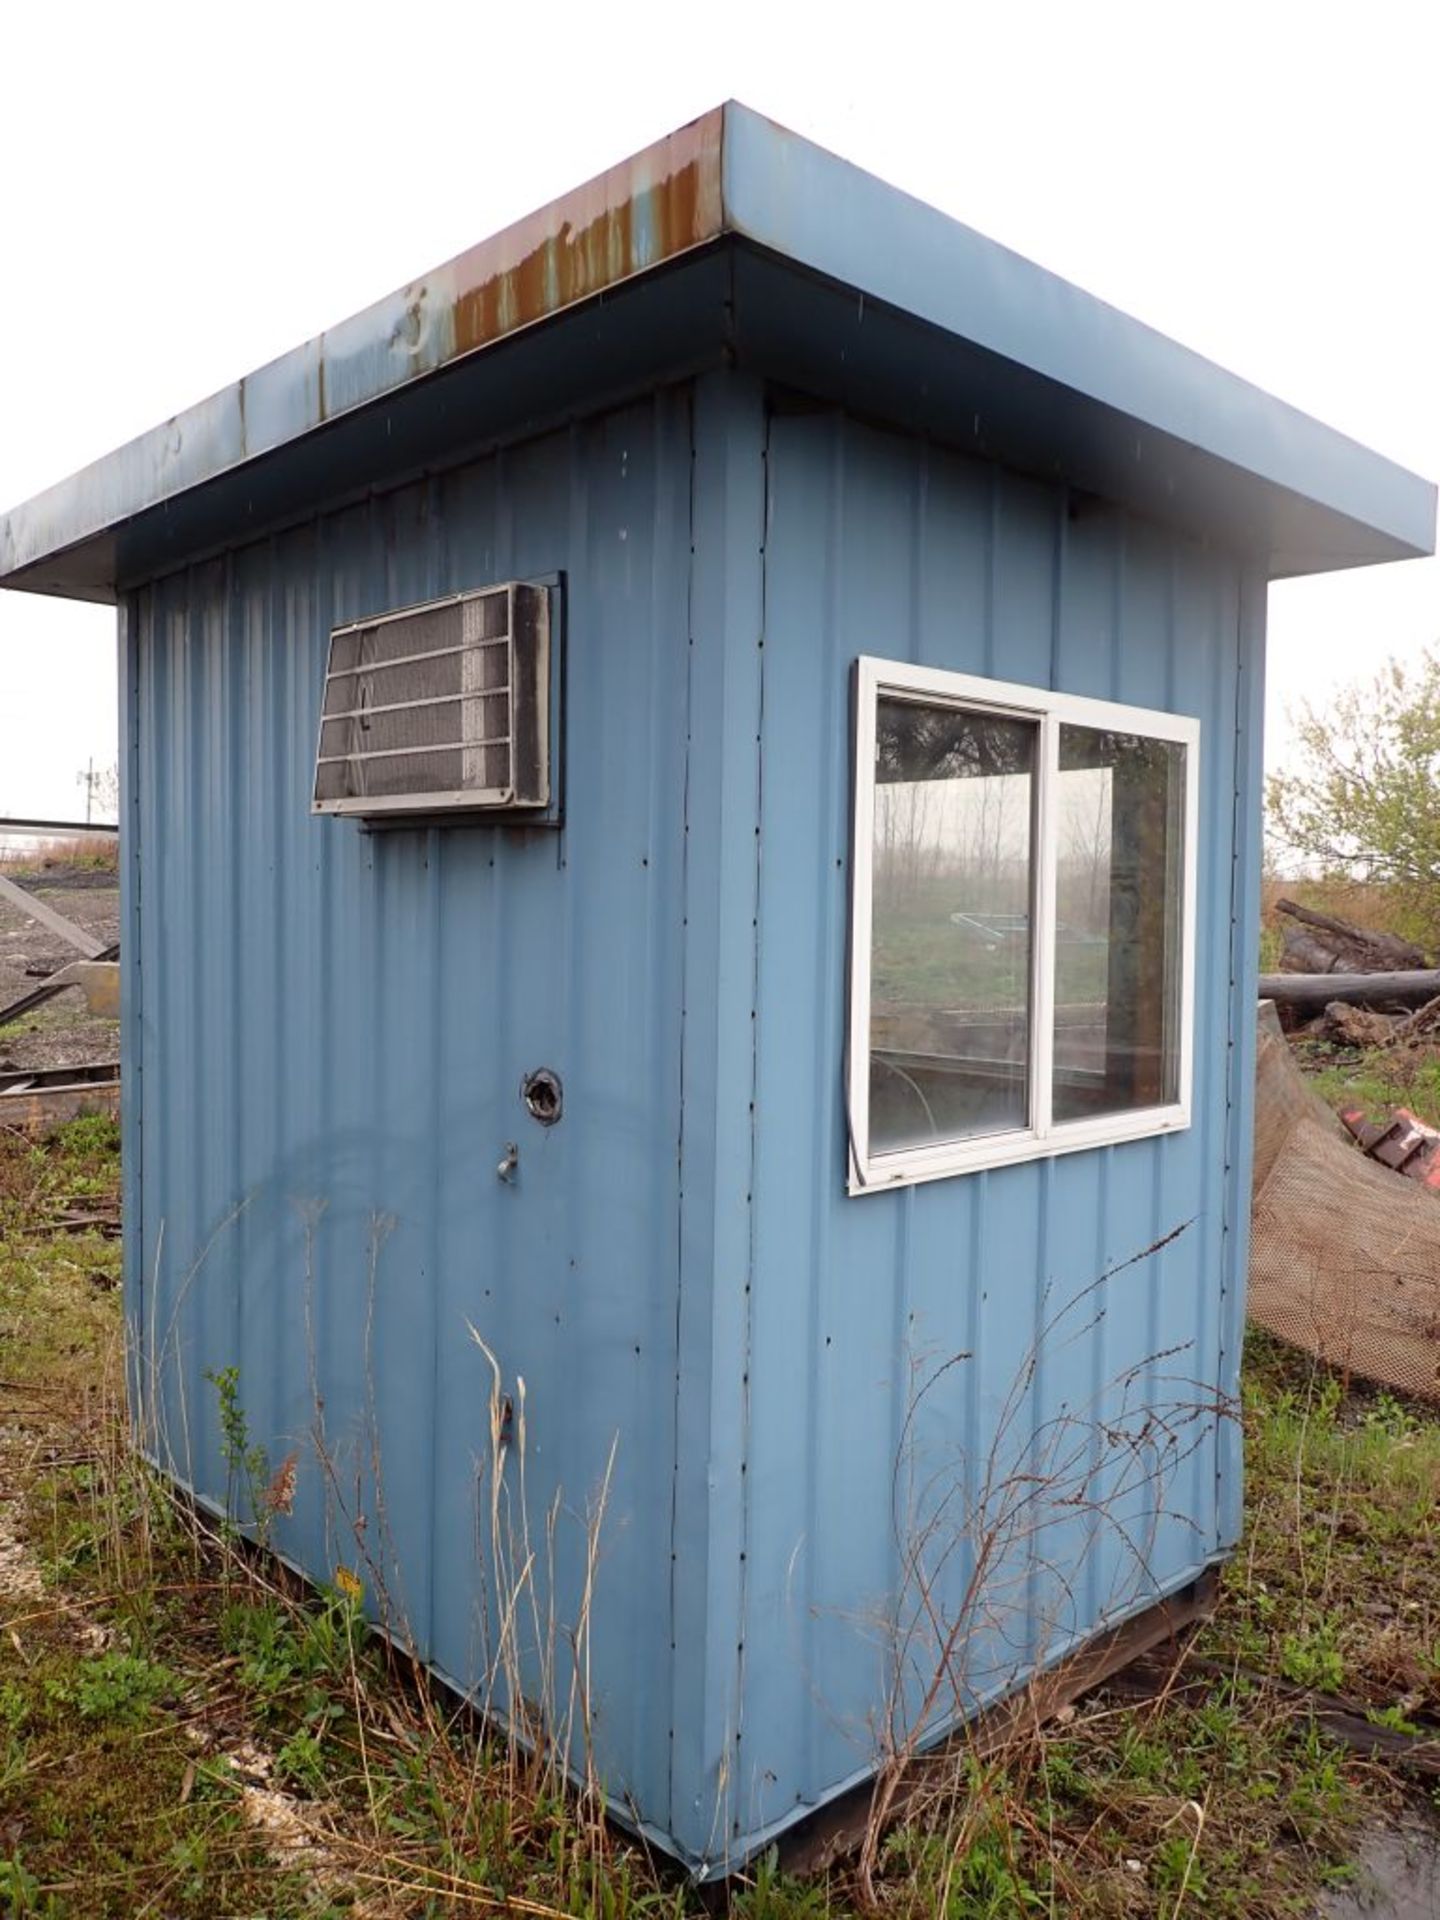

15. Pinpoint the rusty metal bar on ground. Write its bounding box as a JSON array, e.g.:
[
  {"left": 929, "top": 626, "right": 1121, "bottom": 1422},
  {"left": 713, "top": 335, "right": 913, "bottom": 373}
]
[{"left": 0, "top": 871, "right": 108, "bottom": 958}]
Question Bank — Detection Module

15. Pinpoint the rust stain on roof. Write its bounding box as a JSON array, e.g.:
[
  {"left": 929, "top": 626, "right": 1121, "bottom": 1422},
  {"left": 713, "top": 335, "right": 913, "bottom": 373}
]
[
  {"left": 0, "top": 108, "right": 728, "bottom": 593},
  {"left": 450, "top": 138, "right": 718, "bottom": 360},
  {"left": 387, "top": 109, "right": 724, "bottom": 390}
]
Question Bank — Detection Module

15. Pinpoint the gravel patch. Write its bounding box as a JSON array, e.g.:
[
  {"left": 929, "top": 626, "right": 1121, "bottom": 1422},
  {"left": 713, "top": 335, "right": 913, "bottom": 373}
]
[{"left": 0, "top": 864, "right": 120, "bottom": 1072}]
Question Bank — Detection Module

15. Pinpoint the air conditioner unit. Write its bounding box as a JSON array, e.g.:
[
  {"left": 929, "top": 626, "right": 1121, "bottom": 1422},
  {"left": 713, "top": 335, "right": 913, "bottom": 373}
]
[{"left": 312, "top": 581, "right": 552, "bottom": 819}]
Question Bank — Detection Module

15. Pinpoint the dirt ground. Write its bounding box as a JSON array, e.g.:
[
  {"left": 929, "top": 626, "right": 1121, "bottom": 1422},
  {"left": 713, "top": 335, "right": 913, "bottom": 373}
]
[
  {"left": 0, "top": 865, "right": 120, "bottom": 1072},
  {"left": 1322, "top": 1822, "right": 1440, "bottom": 1918}
]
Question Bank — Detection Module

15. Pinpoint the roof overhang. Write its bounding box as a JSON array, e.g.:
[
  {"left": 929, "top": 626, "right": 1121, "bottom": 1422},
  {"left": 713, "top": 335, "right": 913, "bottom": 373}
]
[{"left": 2, "top": 102, "right": 1433, "bottom": 604}]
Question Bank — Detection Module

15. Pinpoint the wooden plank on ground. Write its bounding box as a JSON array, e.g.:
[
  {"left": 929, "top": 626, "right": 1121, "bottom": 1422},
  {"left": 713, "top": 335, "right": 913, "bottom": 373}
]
[
  {"left": 0, "top": 1078, "right": 120, "bottom": 1137},
  {"left": 0, "top": 872, "right": 106, "bottom": 959}
]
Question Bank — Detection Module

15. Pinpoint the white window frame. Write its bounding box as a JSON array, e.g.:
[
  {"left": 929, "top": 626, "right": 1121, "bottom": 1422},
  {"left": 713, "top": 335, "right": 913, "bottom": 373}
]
[{"left": 847, "top": 656, "right": 1200, "bottom": 1195}]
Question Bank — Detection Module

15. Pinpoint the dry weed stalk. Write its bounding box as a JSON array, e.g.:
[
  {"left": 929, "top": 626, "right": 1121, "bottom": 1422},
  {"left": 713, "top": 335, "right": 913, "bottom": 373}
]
[
  {"left": 466, "top": 1324, "right": 617, "bottom": 1823},
  {"left": 128, "top": 1193, "right": 627, "bottom": 1905},
  {"left": 857, "top": 1220, "right": 1232, "bottom": 1906}
]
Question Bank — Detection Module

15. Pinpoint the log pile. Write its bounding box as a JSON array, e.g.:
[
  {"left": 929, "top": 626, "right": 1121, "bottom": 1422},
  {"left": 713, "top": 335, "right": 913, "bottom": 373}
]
[
  {"left": 1261, "top": 897, "right": 1440, "bottom": 1043},
  {"left": 1274, "top": 897, "right": 1426, "bottom": 973},
  {"left": 1259, "top": 969, "right": 1440, "bottom": 1016}
]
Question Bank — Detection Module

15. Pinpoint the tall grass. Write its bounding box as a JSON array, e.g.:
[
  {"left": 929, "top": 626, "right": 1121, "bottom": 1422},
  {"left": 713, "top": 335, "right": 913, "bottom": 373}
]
[
  {"left": 857, "top": 1223, "right": 1226, "bottom": 1905},
  {"left": 8, "top": 1121, "right": 1435, "bottom": 1916},
  {"left": 0, "top": 831, "right": 119, "bottom": 876},
  {"left": 119, "top": 1208, "right": 638, "bottom": 1915}
]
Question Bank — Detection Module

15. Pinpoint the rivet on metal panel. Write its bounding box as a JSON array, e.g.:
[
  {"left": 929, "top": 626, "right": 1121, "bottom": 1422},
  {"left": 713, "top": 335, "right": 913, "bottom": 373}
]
[{"left": 497, "top": 1142, "right": 519, "bottom": 1182}]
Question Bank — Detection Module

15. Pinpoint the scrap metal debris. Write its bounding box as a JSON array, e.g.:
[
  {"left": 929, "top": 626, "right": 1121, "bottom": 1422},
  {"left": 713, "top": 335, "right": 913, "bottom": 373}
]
[{"left": 1341, "top": 1105, "right": 1440, "bottom": 1190}]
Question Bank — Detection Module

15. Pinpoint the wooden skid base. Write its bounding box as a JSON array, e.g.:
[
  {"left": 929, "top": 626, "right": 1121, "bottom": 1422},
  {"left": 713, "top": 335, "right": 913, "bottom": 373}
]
[{"left": 0, "top": 1074, "right": 120, "bottom": 1137}]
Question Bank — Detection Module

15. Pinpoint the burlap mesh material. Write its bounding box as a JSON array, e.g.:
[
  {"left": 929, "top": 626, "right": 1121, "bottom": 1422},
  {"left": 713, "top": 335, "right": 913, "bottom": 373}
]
[{"left": 1249, "top": 1000, "right": 1440, "bottom": 1400}]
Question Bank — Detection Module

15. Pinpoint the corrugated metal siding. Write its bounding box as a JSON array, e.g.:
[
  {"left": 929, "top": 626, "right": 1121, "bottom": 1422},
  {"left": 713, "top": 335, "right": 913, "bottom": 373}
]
[
  {"left": 127, "top": 392, "right": 696, "bottom": 1832},
  {"left": 723, "top": 409, "right": 1256, "bottom": 1852}
]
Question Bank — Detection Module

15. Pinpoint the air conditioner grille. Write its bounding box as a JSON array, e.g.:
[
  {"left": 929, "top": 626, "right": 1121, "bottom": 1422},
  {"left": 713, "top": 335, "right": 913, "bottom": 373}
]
[{"left": 313, "top": 583, "right": 550, "bottom": 816}]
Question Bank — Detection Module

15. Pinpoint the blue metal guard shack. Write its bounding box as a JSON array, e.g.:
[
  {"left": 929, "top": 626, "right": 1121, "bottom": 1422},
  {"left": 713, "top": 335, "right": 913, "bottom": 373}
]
[{"left": 2, "top": 104, "right": 1434, "bottom": 1874}]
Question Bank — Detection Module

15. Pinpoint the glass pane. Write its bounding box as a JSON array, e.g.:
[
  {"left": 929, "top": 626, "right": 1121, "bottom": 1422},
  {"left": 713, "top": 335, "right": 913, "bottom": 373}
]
[
  {"left": 1053, "top": 726, "right": 1185, "bottom": 1123},
  {"left": 869, "top": 697, "right": 1037, "bottom": 1154}
]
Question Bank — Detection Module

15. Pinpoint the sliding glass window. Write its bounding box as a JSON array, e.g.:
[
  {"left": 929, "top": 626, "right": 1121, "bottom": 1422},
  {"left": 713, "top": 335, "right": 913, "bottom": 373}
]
[{"left": 849, "top": 659, "right": 1197, "bottom": 1193}]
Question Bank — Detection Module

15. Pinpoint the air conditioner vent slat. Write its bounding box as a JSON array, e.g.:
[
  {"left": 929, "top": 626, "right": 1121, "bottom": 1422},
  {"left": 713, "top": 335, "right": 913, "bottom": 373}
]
[
  {"left": 324, "top": 636, "right": 510, "bottom": 680},
  {"left": 322, "top": 688, "right": 511, "bottom": 726},
  {"left": 317, "top": 737, "right": 515, "bottom": 766},
  {"left": 312, "top": 581, "right": 552, "bottom": 818}
]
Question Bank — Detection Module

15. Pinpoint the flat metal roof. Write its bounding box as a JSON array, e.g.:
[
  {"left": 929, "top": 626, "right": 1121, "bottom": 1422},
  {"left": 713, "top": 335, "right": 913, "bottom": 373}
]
[{"left": 2, "top": 101, "right": 1432, "bottom": 601}]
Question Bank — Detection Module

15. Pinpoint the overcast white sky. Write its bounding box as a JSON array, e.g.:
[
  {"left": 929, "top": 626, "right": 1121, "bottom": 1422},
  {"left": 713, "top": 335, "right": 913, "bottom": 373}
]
[{"left": 1, "top": 0, "right": 1436, "bottom": 822}]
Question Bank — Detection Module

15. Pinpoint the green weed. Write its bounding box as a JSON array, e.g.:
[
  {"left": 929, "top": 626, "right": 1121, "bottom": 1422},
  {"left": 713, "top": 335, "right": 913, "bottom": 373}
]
[
  {"left": 1279, "top": 1624, "right": 1346, "bottom": 1694},
  {"left": 1301, "top": 1039, "right": 1440, "bottom": 1133},
  {"left": 275, "top": 1727, "right": 327, "bottom": 1793},
  {"left": 1368, "top": 1703, "right": 1424, "bottom": 1736},
  {"left": 0, "top": 1854, "right": 63, "bottom": 1920},
  {"left": 204, "top": 1364, "right": 271, "bottom": 1536},
  {"left": 732, "top": 1849, "right": 832, "bottom": 1918},
  {"left": 57, "top": 1650, "right": 174, "bottom": 1723}
]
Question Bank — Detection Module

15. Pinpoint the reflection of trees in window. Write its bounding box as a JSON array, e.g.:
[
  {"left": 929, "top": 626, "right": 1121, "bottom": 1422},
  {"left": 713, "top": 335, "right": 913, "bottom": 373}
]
[
  {"left": 869, "top": 699, "right": 1037, "bottom": 1151},
  {"left": 873, "top": 700, "right": 1036, "bottom": 918},
  {"left": 1054, "top": 726, "right": 1184, "bottom": 1119},
  {"left": 877, "top": 701, "right": 1036, "bottom": 785},
  {"left": 1059, "top": 767, "right": 1112, "bottom": 936}
]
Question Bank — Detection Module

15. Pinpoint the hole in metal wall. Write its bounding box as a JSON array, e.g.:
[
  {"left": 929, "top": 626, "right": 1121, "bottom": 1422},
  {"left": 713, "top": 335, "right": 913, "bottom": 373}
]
[{"left": 522, "top": 1068, "right": 563, "bottom": 1127}]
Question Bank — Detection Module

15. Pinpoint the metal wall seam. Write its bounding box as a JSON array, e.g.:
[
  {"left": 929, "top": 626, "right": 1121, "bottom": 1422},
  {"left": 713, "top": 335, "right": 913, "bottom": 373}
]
[
  {"left": 667, "top": 371, "right": 768, "bottom": 1864},
  {"left": 735, "top": 389, "right": 768, "bottom": 1854},
  {"left": 118, "top": 594, "right": 143, "bottom": 1423},
  {"left": 1195, "top": 545, "right": 1236, "bottom": 1567},
  {"left": 1218, "top": 562, "right": 1269, "bottom": 1546},
  {"left": 666, "top": 397, "right": 696, "bottom": 1842},
  {"left": 137, "top": 581, "right": 168, "bottom": 1470}
]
